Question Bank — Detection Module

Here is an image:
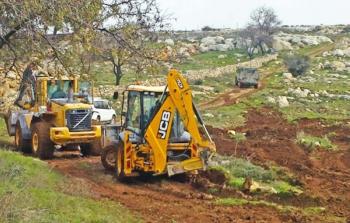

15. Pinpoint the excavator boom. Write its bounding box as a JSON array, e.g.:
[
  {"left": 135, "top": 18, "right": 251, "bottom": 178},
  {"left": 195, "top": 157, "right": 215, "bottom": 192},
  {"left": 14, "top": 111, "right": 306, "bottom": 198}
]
[{"left": 144, "top": 69, "right": 216, "bottom": 175}]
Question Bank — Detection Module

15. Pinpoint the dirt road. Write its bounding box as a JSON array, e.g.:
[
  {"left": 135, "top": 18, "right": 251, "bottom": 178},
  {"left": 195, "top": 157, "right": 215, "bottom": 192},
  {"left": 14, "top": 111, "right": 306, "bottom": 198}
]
[{"left": 48, "top": 155, "right": 287, "bottom": 223}]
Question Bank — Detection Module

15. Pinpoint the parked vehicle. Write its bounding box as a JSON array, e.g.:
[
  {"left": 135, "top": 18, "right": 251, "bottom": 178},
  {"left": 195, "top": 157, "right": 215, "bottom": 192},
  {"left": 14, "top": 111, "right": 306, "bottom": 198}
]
[
  {"left": 92, "top": 98, "right": 117, "bottom": 124},
  {"left": 235, "top": 67, "right": 260, "bottom": 89}
]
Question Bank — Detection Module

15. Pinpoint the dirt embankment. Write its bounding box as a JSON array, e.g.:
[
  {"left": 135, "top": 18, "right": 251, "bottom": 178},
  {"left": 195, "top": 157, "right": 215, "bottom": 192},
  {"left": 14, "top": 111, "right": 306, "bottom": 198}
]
[{"left": 208, "top": 107, "right": 350, "bottom": 219}]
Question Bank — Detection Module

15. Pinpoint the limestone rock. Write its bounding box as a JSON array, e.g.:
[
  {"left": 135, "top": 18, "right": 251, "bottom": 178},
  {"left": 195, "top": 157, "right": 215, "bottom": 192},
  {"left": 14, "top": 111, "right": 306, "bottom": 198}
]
[
  {"left": 277, "top": 96, "right": 289, "bottom": 108},
  {"left": 6, "top": 71, "right": 17, "bottom": 80},
  {"left": 272, "top": 38, "right": 293, "bottom": 50},
  {"left": 164, "top": 38, "right": 175, "bottom": 46}
]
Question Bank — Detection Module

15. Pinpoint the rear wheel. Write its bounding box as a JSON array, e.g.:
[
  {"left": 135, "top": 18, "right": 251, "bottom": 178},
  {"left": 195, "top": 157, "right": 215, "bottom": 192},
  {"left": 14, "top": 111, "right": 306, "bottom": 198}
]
[
  {"left": 115, "top": 142, "right": 126, "bottom": 181},
  {"left": 254, "top": 83, "right": 259, "bottom": 89},
  {"left": 101, "top": 144, "right": 117, "bottom": 171},
  {"left": 15, "top": 122, "right": 31, "bottom": 153},
  {"left": 31, "top": 122, "right": 54, "bottom": 159}
]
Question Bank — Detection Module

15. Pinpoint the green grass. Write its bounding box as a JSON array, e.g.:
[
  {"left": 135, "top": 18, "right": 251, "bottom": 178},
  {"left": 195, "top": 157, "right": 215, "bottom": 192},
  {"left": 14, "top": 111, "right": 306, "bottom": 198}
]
[
  {"left": 0, "top": 118, "right": 11, "bottom": 143},
  {"left": 296, "top": 132, "right": 337, "bottom": 151},
  {"left": 216, "top": 197, "right": 346, "bottom": 222},
  {"left": 0, "top": 150, "right": 140, "bottom": 223},
  {"left": 192, "top": 72, "right": 236, "bottom": 104},
  {"left": 242, "top": 58, "right": 350, "bottom": 123},
  {"left": 174, "top": 49, "right": 249, "bottom": 72},
  {"left": 203, "top": 103, "right": 247, "bottom": 128},
  {"left": 91, "top": 61, "right": 166, "bottom": 86},
  {"left": 211, "top": 156, "right": 301, "bottom": 196}
]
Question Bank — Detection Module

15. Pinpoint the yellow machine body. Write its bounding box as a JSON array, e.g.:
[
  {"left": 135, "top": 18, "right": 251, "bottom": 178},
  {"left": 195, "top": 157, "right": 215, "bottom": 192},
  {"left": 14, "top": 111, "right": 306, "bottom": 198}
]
[
  {"left": 115, "top": 69, "right": 216, "bottom": 177},
  {"left": 7, "top": 75, "right": 101, "bottom": 159}
]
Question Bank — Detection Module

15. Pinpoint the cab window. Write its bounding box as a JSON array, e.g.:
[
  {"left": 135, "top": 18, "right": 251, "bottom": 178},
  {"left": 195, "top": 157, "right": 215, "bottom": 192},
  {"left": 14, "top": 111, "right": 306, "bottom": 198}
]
[{"left": 126, "top": 91, "right": 141, "bottom": 134}]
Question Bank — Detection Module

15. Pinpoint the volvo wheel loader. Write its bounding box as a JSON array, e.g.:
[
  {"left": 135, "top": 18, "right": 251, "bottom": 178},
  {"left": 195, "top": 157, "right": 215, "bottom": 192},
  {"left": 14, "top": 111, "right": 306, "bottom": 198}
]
[
  {"left": 5, "top": 75, "right": 101, "bottom": 159},
  {"left": 101, "top": 69, "right": 216, "bottom": 179}
]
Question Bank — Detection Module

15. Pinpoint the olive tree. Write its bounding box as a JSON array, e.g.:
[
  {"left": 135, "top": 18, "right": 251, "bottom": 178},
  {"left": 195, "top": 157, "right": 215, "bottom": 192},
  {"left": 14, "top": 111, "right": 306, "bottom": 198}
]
[
  {"left": 0, "top": 0, "right": 167, "bottom": 79},
  {"left": 239, "top": 6, "right": 281, "bottom": 57}
]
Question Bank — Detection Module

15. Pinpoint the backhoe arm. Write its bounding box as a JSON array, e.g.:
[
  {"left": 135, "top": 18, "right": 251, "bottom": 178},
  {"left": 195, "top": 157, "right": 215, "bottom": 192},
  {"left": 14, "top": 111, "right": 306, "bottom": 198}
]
[{"left": 144, "top": 69, "right": 216, "bottom": 174}]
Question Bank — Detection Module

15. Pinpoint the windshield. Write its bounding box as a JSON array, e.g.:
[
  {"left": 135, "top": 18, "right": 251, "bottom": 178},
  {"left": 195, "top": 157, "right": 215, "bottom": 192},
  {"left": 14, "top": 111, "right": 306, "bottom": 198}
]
[
  {"left": 126, "top": 91, "right": 141, "bottom": 134},
  {"left": 48, "top": 80, "right": 73, "bottom": 99},
  {"left": 125, "top": 91, "right": 161, "bottom": 135}
]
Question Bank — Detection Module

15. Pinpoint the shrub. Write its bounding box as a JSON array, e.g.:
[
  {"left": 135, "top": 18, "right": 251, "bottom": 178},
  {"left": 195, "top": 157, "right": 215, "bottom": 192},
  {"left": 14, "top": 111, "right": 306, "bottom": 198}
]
[
  {"left": 296, "top": 132, "right": 337, "bottom": 151},
  {"left": 201, "top": 26, "right": 218, "bottom": 31},
  {"left": 193, "top": 79, "right": 203, "bottom": 85},
  {"left": 284, "top": 54, "right": 310, "bottom": 77},
  {"left": 342, "top": 25, "right": 350, "bottom": 33}
]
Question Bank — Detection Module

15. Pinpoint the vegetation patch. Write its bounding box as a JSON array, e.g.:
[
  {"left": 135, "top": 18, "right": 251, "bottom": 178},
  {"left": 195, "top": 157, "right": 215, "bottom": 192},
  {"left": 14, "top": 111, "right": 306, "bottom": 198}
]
[
  {"left": 0, "top": 150, "right": 140, "bottom": 223},
  {"left": 175, "top": 49, "right": 248, "bottom": 72},
  {"left": 211, "top": 156, "right": 302, "bottom": 196},
  {"left": 0, "top": 118, "right": 11, "bottom": 143},
  {"left": 296, "top": 132, "right": 337, "bottom": 151},
  {"left": 203, "top": 103, "right": 247, "bottom": 128}
]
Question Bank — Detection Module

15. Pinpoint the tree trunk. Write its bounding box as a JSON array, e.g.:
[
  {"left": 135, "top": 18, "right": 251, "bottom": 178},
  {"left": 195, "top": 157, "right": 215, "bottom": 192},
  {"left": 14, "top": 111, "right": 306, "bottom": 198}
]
[
  {"left": 113, "top": 64, "right": 123, "bottom": 86},
  {"left": 258, "top": 42, "right": 265, "bottom": 55}
]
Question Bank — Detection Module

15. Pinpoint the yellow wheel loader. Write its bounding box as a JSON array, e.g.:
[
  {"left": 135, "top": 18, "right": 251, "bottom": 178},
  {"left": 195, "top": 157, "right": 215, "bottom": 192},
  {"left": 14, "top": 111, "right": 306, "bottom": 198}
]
[
  {"left": 101, "top": 69, "right": 216, "bottom": 179},
  {"left": 5, "top": 75, "right": 101, "bottom": 159}
]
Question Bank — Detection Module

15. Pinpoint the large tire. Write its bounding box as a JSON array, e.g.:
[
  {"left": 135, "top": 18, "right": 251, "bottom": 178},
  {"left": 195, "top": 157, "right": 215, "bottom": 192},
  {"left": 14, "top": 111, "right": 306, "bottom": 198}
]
[
  {"left": 101, "top": 144, "right": 117, "bottom": 171},
  {"left": 15, "top": 122, "right": 31, "bottom": 153},
  {"left": 115, "top": 142, "right": 126, "bottom": 181},
  {"left": 31, "top": 122, "right": 54, "bottom": 159}
]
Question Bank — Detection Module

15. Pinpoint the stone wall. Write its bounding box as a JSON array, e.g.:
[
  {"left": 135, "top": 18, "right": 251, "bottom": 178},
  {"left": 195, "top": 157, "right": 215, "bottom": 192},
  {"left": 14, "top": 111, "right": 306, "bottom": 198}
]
[{"left": 184, "top": 54, "right": 278, "bottom": 81}]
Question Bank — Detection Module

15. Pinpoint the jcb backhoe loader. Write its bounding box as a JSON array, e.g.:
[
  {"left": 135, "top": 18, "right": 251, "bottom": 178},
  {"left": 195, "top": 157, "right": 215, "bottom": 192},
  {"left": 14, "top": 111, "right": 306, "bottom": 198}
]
[{"left": 101, "top": 69, "right": 216, "bottom": 179}]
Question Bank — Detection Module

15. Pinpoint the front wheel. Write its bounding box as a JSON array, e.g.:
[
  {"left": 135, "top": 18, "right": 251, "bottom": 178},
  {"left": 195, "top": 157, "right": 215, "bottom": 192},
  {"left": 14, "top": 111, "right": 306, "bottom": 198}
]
[
  {"left": 31, "top": 122, "right": 54, "bottom": 159},
  {"left": 101, "top": 144, "right": 117, "bottom": 171}
]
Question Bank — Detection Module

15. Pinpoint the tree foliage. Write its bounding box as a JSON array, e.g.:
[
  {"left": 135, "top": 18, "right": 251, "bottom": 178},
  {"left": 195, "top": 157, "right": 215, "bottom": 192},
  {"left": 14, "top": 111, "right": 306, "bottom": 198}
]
[
  {"left": 239, "top": 6, "right": 281, "bottom": 58},
  {"left": 0, "top": 0, "right": 166, "bottom": 81},
  {"left": 284, "top": 54, "right": 310, "bottom": 77}
]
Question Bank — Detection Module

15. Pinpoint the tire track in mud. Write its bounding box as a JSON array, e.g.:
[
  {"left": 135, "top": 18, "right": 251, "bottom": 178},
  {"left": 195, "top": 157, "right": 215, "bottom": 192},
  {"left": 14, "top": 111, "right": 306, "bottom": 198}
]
[
  {"left": 48, "top": 156, "right": 286, "bottom": 223},
  {"left": 199, "top": 67, "right": 281, "bottom": 110}
]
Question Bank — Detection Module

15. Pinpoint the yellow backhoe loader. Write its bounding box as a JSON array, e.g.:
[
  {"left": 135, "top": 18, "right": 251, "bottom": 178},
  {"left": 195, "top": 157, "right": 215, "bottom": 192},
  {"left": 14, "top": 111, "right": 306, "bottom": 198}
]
[
  {"left": 101, "top": 69, "right": 216, "bottom": 179},
  {"left": 5, "top": 75, "right": 101, "bottom": 159}
]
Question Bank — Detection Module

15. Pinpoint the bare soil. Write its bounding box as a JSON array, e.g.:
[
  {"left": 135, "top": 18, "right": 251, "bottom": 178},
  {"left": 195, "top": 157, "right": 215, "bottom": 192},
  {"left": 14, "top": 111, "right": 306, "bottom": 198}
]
[
  {"left": 43, "top": 107, "right": 349, "bottom": 222},
  {"left": 48, "top": 155, "right": 288, "bottom": 223},
  {"left": 208, "top": 107, "right": 350, "bottom": 220}
]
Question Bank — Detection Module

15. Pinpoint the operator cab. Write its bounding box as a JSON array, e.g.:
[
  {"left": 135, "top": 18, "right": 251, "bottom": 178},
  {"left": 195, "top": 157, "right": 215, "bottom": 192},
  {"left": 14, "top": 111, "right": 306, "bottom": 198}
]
[
  {"left": 47, "top": 79, "right": 92, "bottom": 105},
  {"left": 120, "top": 85, "right": 191, "bottom": 144}
]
